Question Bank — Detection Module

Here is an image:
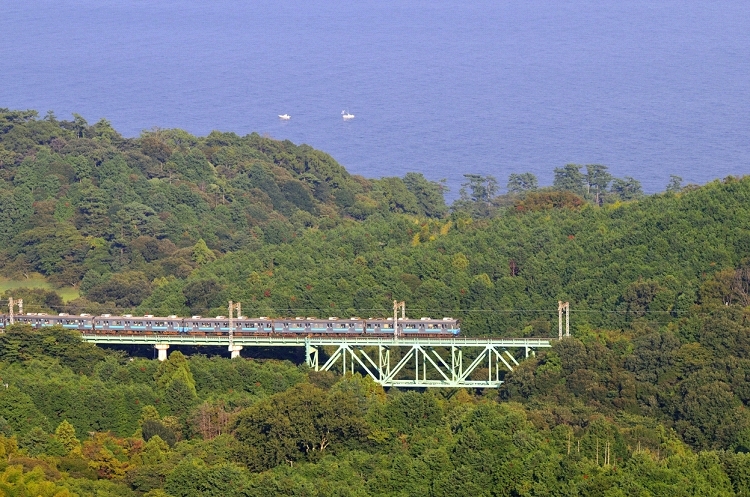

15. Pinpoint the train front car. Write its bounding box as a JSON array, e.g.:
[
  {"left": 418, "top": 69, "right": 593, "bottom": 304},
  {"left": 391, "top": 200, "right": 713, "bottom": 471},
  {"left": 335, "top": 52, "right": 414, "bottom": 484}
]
[
  {"left": 401, "top": 317, "right": 460, "bottom": 337},
  {"left": 364, "top": 317, "right": 459, "bottom": 337}
]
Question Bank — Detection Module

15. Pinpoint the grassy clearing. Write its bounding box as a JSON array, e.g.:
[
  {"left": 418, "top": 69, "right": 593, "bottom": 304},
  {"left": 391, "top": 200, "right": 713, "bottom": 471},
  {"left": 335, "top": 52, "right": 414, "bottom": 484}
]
[{"left": 0, "top": 275, "right": 80, "bottom": 303}]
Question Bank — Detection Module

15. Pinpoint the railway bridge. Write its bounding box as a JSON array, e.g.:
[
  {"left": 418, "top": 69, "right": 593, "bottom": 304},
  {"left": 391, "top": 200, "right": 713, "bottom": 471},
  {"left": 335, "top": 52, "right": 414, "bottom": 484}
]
[
  {"left": 8, "top": 299, "right": 570, "bottom": 388},
  {"left": 82, "top": 334, "right": 555, "bottom": 389}
]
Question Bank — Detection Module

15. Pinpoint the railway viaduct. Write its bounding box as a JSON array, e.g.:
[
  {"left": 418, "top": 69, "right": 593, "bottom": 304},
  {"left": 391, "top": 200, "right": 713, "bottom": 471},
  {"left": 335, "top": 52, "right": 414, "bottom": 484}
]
[
  {"left": 9, "top": 298, "right": 570, "bottom": 388},
  {"left": 82, "top": 334, "right": 558, "bottom": 389}
]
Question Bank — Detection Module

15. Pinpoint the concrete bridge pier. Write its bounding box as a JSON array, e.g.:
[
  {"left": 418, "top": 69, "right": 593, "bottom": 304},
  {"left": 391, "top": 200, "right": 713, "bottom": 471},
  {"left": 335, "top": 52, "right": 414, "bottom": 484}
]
[
  {"left": 155, "top": 344, "right": 170, "bottom": 361},
  {"left": 229, "top": 345, "right": 243, "bottom": 359}
]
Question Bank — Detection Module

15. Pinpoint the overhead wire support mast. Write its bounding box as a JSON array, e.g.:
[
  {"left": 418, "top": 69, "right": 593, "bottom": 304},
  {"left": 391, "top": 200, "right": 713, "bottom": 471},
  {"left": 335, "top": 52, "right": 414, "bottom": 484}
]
[
  {"left": 393, "top": 300, "right": 405, "bottom": 339},
  {"left": 558, "top": 301, "right": 570, "bottom": 339},
  {"left": 228, "top": 300, "right": 242, "bottom": 358},
  {"left": 7, "top": 297, "right": 23, "bottom": 325}
]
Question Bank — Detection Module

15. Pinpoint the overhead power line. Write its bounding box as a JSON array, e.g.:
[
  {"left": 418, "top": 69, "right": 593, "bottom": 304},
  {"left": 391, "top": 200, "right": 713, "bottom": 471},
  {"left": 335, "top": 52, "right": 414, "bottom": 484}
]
[{"left": 1, "top": 299, "right": 692, "bottom": 316}]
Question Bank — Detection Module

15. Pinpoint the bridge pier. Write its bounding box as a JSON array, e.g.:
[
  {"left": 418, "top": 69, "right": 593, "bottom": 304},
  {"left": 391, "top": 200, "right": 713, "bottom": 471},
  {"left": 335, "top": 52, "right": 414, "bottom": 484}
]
[
  {"left": 154, "top": 344, "right": 170, "bottom": 361},
  {"left": 229, "top": 345, "right": 243, "bottom": 359}
]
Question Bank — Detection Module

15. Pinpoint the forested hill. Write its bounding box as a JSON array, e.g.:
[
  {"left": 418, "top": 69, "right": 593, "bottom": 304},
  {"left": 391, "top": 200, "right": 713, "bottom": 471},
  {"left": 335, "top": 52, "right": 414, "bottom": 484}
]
[
  {"left": 0, "top": 108, "right": 445, "bottom": 309},
  {"left": 1, "top": 108, "right": 750, "bottom": 336},
  {"left": 5, "top": 109, "right": 750, "bottom": 495}
]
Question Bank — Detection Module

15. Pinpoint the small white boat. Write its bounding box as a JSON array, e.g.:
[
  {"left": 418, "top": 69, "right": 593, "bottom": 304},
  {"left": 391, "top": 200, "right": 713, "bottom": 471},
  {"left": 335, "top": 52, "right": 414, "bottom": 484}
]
[
  {"left": 341, "top": 110, "right": 355, "bottom": 119},
  {"left": 279, "top": 114, "right": 291, "bottom": 120}
]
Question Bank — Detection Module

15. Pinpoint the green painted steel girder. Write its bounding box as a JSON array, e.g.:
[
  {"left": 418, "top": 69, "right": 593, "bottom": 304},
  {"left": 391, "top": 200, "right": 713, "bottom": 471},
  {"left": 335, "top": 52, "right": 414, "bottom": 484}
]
[{"left": 81, "top": 334, "right": 552, "bottom": 348}]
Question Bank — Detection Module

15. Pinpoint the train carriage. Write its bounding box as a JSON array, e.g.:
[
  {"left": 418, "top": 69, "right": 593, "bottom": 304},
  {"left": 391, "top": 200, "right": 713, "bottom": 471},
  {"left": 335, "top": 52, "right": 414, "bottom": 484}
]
[
  {"left": 0, "top": 311, "right": 460, "bottom": 337},
  {"left": 183, "top": 317, "right": 223, "bottom": 334},
  {"left": 12, "top": 313, "right": 94, "bottom": 331},
  {"left": 183, "top": 316, "right": 276, "bottom": 334},
  {"left": 365, "top": 318, "right": 395, "bottom": 334},
  {"left": 317, "top": 317, "right": 363, "bottom": 335},
  {"left": 93, "top": 315, "right": 183, "bottom": 334},
  {"left": 402, "top": 317, "right": 460, "bottom": 336},
  {"left": 233, "top": 317, "right": 274, "bottom": 334},
  {"left": 365, "top": 317, "right": 460, "bottom": 337}
]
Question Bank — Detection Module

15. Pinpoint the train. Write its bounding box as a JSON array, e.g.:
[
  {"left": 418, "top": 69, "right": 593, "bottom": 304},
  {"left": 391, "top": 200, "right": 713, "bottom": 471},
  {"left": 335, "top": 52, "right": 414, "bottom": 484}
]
[{"left": 0, "top": 313, "right": 460, "bottom": 337}]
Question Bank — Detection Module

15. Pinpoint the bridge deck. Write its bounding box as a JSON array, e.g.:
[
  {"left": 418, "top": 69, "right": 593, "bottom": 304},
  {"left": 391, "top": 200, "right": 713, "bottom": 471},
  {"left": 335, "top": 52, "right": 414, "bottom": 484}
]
[{"left": 80, "top": 334, "right": 552, "bottom": 348}]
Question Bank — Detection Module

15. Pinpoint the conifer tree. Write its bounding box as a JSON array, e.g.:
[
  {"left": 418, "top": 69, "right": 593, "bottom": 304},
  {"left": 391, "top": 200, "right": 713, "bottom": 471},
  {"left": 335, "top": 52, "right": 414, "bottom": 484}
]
[{"left": 54, "top": 420, "right": 80, "bottom": 454}]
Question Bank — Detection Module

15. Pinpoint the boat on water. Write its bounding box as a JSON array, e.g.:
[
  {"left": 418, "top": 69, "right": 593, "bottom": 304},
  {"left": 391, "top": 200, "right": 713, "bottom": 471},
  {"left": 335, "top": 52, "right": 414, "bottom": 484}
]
[
  {"left": 341, "top": 110, "right": 355, "bottom": 119},
  {"left": 278, "top": 114, "right": 291, "bottom": 120}
]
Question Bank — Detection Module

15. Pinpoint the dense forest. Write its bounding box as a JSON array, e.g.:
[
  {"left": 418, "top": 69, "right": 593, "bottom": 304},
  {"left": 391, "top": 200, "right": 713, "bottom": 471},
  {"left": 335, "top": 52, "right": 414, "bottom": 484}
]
[{"left": 2, "top": 108, "right": 750, "bottom": 495}]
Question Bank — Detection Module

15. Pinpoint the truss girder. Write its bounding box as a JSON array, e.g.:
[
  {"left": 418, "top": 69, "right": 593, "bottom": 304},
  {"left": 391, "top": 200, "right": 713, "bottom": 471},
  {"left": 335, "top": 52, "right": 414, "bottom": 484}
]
[{"left": 305, "top": 342, "right": 546, "bottom": 389}]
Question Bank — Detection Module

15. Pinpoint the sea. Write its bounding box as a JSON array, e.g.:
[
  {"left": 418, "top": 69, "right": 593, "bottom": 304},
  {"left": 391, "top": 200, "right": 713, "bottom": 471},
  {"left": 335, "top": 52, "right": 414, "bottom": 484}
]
[{"left": 1, "top": 0, "right": 749, "bottom": 200}]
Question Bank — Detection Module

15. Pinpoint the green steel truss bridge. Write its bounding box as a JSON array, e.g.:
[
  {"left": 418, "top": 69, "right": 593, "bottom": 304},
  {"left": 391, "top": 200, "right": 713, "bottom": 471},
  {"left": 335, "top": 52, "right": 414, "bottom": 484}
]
[{"left": 81, "top": 334, "right": 554, "bottom": 389}]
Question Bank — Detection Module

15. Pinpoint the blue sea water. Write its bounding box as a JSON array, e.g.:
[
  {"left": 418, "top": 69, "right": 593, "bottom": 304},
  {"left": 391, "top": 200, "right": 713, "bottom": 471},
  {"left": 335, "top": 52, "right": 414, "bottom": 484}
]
[{"left": 1, "top": 0, "right": 749, "bottom": 199}]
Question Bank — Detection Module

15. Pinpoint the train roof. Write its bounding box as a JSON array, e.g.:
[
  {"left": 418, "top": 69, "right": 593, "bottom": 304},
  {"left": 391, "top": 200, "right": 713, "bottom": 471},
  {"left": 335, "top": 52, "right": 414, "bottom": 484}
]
[
  {"left": 88, "top": 314, "right": 184, "bottom": 321},
  {"left": 11, "top": 313, "right": 457, "bottom": 324}
]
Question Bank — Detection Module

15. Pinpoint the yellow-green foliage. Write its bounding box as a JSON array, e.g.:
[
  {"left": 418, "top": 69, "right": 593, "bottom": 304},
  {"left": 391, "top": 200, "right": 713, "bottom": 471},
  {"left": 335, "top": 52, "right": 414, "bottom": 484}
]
[{"left": 0, "top": 465, "right": 73, "bottom": 497}]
